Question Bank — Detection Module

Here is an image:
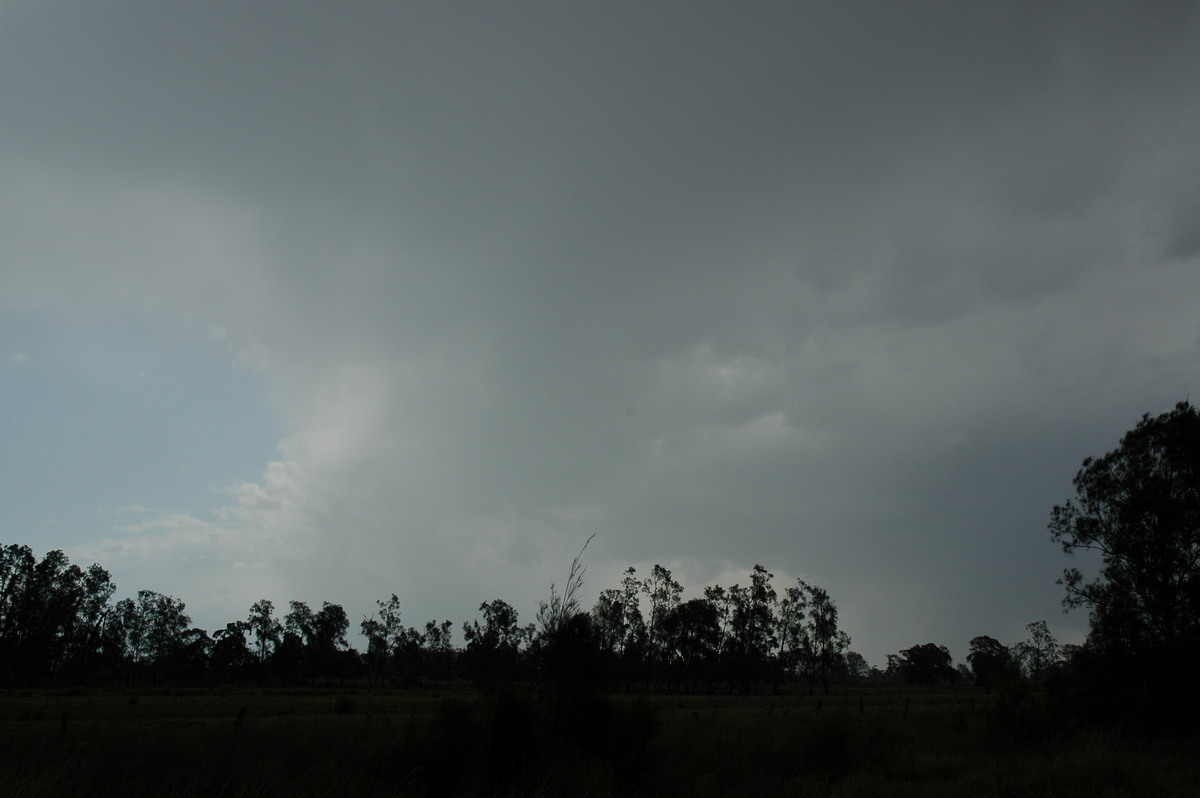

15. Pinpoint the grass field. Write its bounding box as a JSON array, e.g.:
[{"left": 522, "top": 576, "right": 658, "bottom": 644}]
[{"left": 1, "top": 684, "right": 1197, "bottom": 796}]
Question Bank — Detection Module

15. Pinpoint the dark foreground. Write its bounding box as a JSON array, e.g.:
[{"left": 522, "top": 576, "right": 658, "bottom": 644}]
[{"left": 2, "top": 684, "right": 1197, "bottom": 797}]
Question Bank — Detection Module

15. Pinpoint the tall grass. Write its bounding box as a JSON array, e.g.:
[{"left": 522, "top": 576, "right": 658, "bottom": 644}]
[{"left": 1, "top": 685, "right": 1196, "bottom": 796}]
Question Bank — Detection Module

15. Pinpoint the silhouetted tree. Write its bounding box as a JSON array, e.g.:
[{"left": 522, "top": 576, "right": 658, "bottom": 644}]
[
  {"left": 311, "top": 602, "right": 350, "bottom": 685},
  {"left": 1049, "top": 401, "right": 1200, "bottom": 726},
  {"left": 422, "top": 619, "right": 456, "bottom": 682},
  {"left": 246, "top": 599, "right": 281, "bottom": 684},
  {"left": 361, "top": 593, "right": 406, "bottom": 686},
  {"left": 212, "top": 621, "right": 252, "bottom": 683},
  {"left": 643, "top": 564, "right": 683, "bottom": 683},
  {"left": 591, "top": 566, "right": 648, "bottom": 688},
  {"left": 843, "top": 651, "right": 869, "bottom": 680},
  {"left": 0, "top": 547, "right": 117, "bottom": 684},
  {"left": 175, "top": 627, "right": 213, "bottom": 681},
  {"left": 778, "top": 579, "right": 849, "bottom": 694},
  {"left": 804, "top": 582, "right": 850, "bottom": 694},
  {"left": 591, "top": 588, "right": 625, "bottom": 654},
  {"left": 463, "top": 599, "right": 527, "bottom": 685},
  {"left": 1050, "top": 402, "right": 1200, "bottom": 655},
  {"left": 725, "top": 565, "right": 778, "bottom": 691},
  {"left": 114, "top": 590, "right": 190, "bottom": 684},
  {"left": 660, "top": 597, "right": 721, "bottom": 691},
  {"left": 966, "top": 635, "right": 1012, "bottom": 694},
  {"left": 1013, "top": 620, "right": 1060, "bottom": 690},
  {"left": 894, "top": 643, "right": 955, "bottom": 686}
]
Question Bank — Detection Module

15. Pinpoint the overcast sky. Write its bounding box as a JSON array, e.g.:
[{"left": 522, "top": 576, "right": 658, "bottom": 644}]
[{"left": 3, "top": 1, "right": 1199, "bottom": 666}]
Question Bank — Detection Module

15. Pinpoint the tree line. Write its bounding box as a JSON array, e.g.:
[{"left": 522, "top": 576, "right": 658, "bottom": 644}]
[
  {"left": 0, "top": 538, "right": 1061, "bottom": 696},
  {"left": 2, "top": 401, "right": 1197, "bottom": 729},
  {"left": 0, "top": 542, "right": 855, "bottom": 692}
]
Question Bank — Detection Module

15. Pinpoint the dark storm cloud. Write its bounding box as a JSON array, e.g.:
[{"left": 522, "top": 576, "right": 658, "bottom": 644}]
[{"left": 3, "top": 1, "right": 1199, "bottom": 663}]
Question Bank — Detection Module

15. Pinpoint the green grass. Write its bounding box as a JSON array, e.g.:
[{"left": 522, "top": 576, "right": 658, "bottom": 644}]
[{"left": 1, "top": 684, "right": 1196, "bottom": 796}]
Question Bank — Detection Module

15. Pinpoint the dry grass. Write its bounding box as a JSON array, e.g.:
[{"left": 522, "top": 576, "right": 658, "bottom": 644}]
[{"left": 1, "top": 684, "right": 1196, "bottom": 796}]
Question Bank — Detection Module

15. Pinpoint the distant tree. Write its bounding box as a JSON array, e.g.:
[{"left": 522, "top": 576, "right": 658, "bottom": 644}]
[
  {"left": 68, "top": 563, "right": 117, "bottom": 679},
  {"left": 591, "top": 567, "right": 649, "bottom": 687},
  {"left": 212, "top": 621, "right": 252, "bottom": 682},
  {"left": 361, "top": 594, "right": 407, "bottom": 686},
  {"left": 281, "top": 600, "right": 350, "bottom": 685},
  {"left": 591, "top": 588, "right": 625, "bottom": 655},
  {"left": 246, "top": 599, "right": 281, "bottom": 683},
  {"left": 660, "top": 597, "right": 721, "bottom": 691},
  {"left": 463, "top": 599, "right": 526, "bottom": 685},
  {"left": 966, "top": 635, "right": 1012, "bottom": 694},
  {"left": 115, "top": 590, "right": 190, "bottom": 684},
  {"left": 703, "top": 584, "right": 734, "bottom": 651},
  {"left": 176, "top": 627, "right": 213, "bottom": 681},
  {"left": 895, "top": 643, "right": 955, "bottom": 686},
  {"left": 422, "top": 619, "right": 456, "bottom": 682},
  {"left": 843, "top": 651, "right": 869, "bottom": 680},
  {"left": 778, "top": 579, "right": 849, "bottom": 694},
  {"left": 1013, "top": 620, "right": 1060, "bottom": 690},
  {"left": 643, "top": 564, "right": 683, "bottom": 670},
  {"left": 803, "top": 582, "right": 850, "bottom": 694},
  {"left": 618, "top": 567, "right": 649, "bottom": 681},
  {"left": 311, "top": 602, "right": 350, "bottom": 685},
  {"left": 725, "top": 565, "right": 778, "bottom": 690}
]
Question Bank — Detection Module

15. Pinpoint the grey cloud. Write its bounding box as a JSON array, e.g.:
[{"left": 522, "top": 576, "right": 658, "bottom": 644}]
[{"left": 4, "top": 2, "right": 1200, "bottom": 664}]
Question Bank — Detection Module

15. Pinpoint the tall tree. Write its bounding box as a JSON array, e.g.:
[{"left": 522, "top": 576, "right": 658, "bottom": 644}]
[
  {"left": 246, "top": 599, "right": 281, "bottom": 682},
  {"left": 212, "top": 621, "right": 252, "bottom": 682},
  {"left": 660, "top": 597, "right": 721, "bottom": 691},
  {"left": 361, "top": 594, "right": 406, "bottom": 686},
  {"left": 1014, "top": 620, "right": 1060, "bottom": 690},
  {"left": 1049, "top": 401, "right": 1200, "bottom": 726},
  {"left": 803, "top": 582, "right": 850, "bottom": 694},
  {"left": 725, "top": 565, "right": 778, "bottom": 690},
  {"left": 311, "top": 602, "right": 350, "bottom": 684},
  {"left": 643, "top": 564, "right": 683, "bottom": 667},
  {"left": 0, "top": 546, "right": 116, "bottom": 684},
  {"left": 779, "top": 579, "right": 849, "bottom": 694},
  {"left": 1049, "top": 401, "right": 1200, "bottom": 655},
  {"left": 114, "top": 590, "right": 190, "bottom": 683}
]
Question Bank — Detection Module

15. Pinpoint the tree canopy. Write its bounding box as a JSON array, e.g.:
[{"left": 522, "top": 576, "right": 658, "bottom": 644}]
[{"left": 1049, "top": 401, "right": 1200, "bottom": 656}]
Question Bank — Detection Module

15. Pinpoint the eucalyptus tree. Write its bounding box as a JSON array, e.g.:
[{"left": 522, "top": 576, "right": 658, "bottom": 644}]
[
  {"left": 591, "top": 566, "right": 649, "bottom": 687},
  {"left": 246, "top": 599, "right": 281, "bottom": 683},
  {"left": 212, "top": 621, "right": 252, "bottom": 682},
  {"left": 660, "top": 597, "right": 721, "bottom": 691},
  {"left": 463, "top": 598, "right": 528, "bottom": 684},
  {"left": 422, "top": 619, "right": 456, "bottom": 682},
  {"left": 1013, "top": 620, "right": 1060, "bottom": 689},
  {"left": 726, "top": 565, "right": 779, "bottom": 690},
  {"left": 114, "top": 590, "right": 190, "bottom": 684},
  {"left": 0, "top": 545, "right": 116, "bottom": 684},
  {"left": 361, "top": 593, "right": 405, "bottom": 686},
  {"left": 1048, "top": 401, "right": 1200, "bottom": 726},
  {"left": 1050, "top": 401, "right": 1200, "bottom": 656},
  {"left": 803, "top": 582, "right": 849, "bottom": 694},
  {"left": 643, "top": 564, "right": 683, "bottom": 668}
]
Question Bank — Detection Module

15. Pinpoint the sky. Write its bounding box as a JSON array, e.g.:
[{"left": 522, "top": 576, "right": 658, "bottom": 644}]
[{"left": 2, "top": 1, "right": 1199, "bottom": 667}]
